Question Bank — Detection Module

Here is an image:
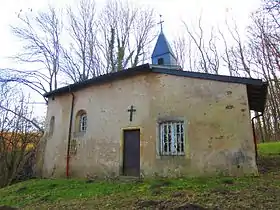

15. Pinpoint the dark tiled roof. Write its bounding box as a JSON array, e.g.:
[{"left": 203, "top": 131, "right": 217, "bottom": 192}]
[{"left": 44, "top": 63, "right": 268, "bottom": 112}]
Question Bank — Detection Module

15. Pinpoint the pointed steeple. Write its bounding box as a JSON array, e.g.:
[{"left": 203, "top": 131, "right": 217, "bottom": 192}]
[{"left": 151, "top": 15, "right": 178, "bottom": 66}]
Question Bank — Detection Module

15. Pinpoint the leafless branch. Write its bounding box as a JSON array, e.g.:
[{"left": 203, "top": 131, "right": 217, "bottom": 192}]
[
  {"left": 9, "top": 5, "right": 63, "bottom": 99},
  {"left": 97, "top": 0, "right": 156, "bottom": 72}
]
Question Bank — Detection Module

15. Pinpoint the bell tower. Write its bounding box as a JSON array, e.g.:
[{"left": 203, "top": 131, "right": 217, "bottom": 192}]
[{"left": 151, "top": 15, "right": 178, "bottom": 67}]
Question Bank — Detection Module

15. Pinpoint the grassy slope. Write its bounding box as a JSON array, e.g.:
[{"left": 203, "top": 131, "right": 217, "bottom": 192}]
[
  {"left": 258, "top": 141, "right": 280, "bottom": 156},
  {"left": 1, "top": 142, "right": 280, "bottom": 210}
]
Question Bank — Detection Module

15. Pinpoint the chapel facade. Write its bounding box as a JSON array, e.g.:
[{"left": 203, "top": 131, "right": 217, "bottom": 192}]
[{"left": 38, "top": 26, "right": 268, "bottom": 179}]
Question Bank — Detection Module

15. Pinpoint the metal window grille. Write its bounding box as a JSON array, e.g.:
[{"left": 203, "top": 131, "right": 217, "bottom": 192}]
[
  {"left": 79, "top": 114, "right": 87, "bottom": 132},
  {"left": 159, "top": 121, "right": 185, "bottom": 155}
]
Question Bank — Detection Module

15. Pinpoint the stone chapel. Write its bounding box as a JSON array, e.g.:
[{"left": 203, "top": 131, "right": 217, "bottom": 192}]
[{"left": 39, "top": 24, "right": 268, "bottom": 178}]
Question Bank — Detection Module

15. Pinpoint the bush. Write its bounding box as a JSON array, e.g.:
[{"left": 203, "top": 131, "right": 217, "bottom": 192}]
[{"left": 12, "top": 150, "right": 37, "bottom": 183}]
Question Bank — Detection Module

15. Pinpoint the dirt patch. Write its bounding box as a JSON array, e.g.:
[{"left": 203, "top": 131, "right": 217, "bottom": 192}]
[
  {"left": 135, "top": 200, "right": 160, "bottom": 208},
  {"left": 210, "top": 187, "right": 233, "bottom": 195},
  {"left": 174, "top": 203, "right": 208, "bottom": 210},
  {"left": 0, "top": 206, "right": 18, "bottom": 210},
  {"left": 172, "top": 191, "right": 186, "bottom": 197},
  {"left": 135, "top": 199, "right": 208, "bottom": 210},
  {"left": 257, "top": 156, "right": 280, "bottom": 174}
]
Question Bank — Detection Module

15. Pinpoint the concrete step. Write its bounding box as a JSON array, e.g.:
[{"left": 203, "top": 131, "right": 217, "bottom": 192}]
[{"left": 119, "top": 176, "right": 141, "bottom": 182}]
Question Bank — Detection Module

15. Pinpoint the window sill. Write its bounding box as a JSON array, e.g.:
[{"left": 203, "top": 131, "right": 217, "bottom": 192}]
[
  {"left": 156, "top": 155, "right": 187, "bottom": 161},
  {"left": 156, "top": 153, "right": 186, "bottom": 159},
  {"left": 160, "top": 154, "right": 185, "bottom": 156}
]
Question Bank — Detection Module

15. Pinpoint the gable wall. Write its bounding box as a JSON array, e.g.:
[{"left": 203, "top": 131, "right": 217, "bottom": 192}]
[
  {"left": 146, "top": 73, "right": 257, "bottom": 176},
  {"left": 42, "top": 72, "right": 257, "bottom": 178}
]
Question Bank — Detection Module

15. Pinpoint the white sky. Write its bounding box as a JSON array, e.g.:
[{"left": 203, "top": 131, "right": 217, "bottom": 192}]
[{"left": 0, "top": 0, "right": 261, "bottom": 119}]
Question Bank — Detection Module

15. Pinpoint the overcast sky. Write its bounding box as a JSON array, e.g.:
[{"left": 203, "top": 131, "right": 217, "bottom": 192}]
[
  {"left": 0, "top": 0, "right": 261, "bottom": 118},
  {"left": 0, "top": 0, "right": 261, "bottom": 66}
]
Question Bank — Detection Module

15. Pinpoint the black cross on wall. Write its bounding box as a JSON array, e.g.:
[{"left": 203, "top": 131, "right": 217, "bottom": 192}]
[{"left": 127, "top": 105, "right": 136, "bottom": 122}]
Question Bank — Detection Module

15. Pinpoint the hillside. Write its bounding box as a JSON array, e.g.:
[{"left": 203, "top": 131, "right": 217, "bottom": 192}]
[{"left": 1, "top": 142, "right": 280, "bottom": 210}]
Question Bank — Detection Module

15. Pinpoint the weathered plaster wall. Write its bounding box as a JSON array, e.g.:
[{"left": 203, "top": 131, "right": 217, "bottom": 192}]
[
  {"left": 42, "top": 72, "right": 258, "bottom": 178},
  {"left": 42, "top": 94, "right": 72, "bottom": 177},
  {"left": 145, "top": 74, "right": 257, "bottom": 177}
]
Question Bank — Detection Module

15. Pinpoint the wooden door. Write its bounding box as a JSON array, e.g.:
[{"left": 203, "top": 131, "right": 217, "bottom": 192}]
[{"left": 123, "top": 129, "right": 140, "bottom": 177}]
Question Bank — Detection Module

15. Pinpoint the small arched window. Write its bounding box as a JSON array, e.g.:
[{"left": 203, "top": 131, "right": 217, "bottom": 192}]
[
  {"left": 76, "top": 110, "right": 87, "bottom": 133},
  {"left": 49, "top": 116, "right": 55, "bottom": 136},
  {"left": 79, "top": 113, "right": 87, "bottom": 132}
]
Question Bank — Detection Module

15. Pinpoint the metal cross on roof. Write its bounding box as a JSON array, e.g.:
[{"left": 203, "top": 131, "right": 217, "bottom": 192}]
[{"left": 157, "top": 14, "right": 164, "bottom": 32}]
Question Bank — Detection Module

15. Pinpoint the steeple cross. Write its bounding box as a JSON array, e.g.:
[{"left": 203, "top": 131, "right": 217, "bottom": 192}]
[{"left": 157, "top": 14, "right": 164, "bottom": 32}]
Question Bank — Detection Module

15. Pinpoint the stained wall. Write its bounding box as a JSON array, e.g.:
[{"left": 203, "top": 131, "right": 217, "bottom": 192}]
[{"left": 41, "top": 72, "right": 258, "bottom": 178}]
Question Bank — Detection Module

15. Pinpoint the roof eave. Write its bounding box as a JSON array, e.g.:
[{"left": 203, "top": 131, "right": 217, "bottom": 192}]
[
  {"left": 43, "top": 63, "right": 152, "bottom": 98},
  {"left": 43, "top": 64, "right": 268, "bottom": 114},
  {"left": 247, "top": 82, "right": 268, "bottom": 113},
  {"left": 151, "top": 67, "right": 264, "bottom": 86}
]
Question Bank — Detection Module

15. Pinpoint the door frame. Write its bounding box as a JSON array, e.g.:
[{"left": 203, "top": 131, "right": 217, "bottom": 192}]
[{"left": 120, "top": 126, "right": 143, "bottom": 176}]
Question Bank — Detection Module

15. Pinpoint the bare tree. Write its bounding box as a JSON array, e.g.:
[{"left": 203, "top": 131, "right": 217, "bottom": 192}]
[
  {"left": 224, "top": 17, "right": 255, "bottom": 78},
  {"left": 182, "top": 15, "right": 220, "bottom": 74},
  {"left": 246, "top": 2, "right": 280, "bottom": 141},
  {"left": 218, "top": 28, "right": 236, "bottom": 76},
  {"left": 175, "top": 4, "right": 279, "bottom": 142},
  {"left": 61, "top": 0, "right": 102, "bottom": 83},
  {"left": 262, "top": 0, "right": 280, "bottom": 15},
  {"left": 4, "top": 5, "right": 63, "bottom": 101},
  {"left": 172, "top": 35, "right": 187, "bottom": 69},
  {"left": 0, "top": 84, "right": 42, "bottom": 188},
  {"left": 97, "top": 0, "right": 157, "bottom": 73}
]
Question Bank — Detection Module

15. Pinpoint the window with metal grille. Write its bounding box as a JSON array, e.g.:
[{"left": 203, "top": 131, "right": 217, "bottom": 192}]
[
  {"left": 79, "top": 113, "right": 87, "bottom": 132},
  {"left": 159, "top": 121, "right": 185, "bottom": 155}
]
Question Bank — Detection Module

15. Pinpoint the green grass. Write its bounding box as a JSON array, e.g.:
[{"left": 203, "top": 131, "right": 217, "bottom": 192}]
[
  {"left": 258, "top": 141, "right": 280, "bottom": 156},
  {"left": 1, "top": 143, "right": 280, "bottom": 209},
  {"left": 0, "top": 178, "right": 280, "bottom": 209},
  {"left": 1, "top": 173, "right": 280, "bottom": 209},
  {"left": 0, "top": 179, "right": 138, "bottom": 207}
]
